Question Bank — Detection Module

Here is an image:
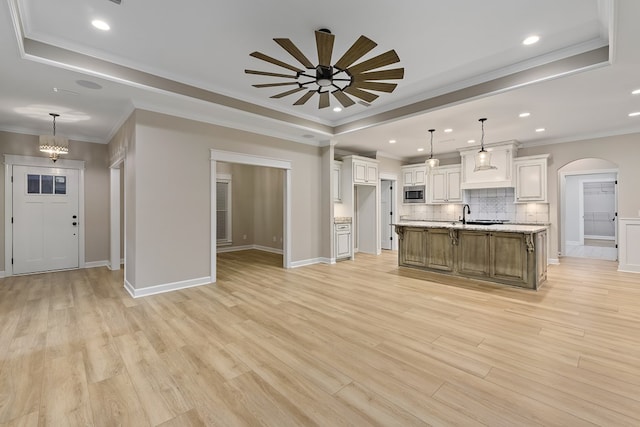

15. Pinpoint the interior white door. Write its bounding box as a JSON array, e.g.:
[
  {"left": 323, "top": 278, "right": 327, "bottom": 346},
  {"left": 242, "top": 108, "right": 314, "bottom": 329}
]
[
  {"left": 380, "top": 180, "right": 392, "bottom": 250},
  {"left": 12, "top": 165, "right": 79, "bottom": 274}
]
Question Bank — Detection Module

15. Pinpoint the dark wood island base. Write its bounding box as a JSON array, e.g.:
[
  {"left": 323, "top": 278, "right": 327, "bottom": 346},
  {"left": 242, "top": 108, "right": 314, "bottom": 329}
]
[{"left": 395, "top": 222, "right": 548, "bottom": 290}]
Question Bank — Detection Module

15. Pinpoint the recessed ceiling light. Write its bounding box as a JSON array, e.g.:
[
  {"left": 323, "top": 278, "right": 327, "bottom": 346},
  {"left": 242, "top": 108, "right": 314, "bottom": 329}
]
[
  {"left": 523, "top": 35, "right": 540, "bottom": 45},
  {"left": 444, "top": 128, "right": 453, "bottom": 133},
  {"left": 92, "top": 19, "right": 110, "bottom": 31},
  {"left": 467, "top": 139, "right": 475, "bottom": 144},
  {"left": 417, "top": 148, "right": 424, "bottom": 152},
  {"left": 632, "top": 89, "right": 640, "bottom": 95},
  {"left": 519, "top": 112, "right": 531, "bottom": 118},
  {"left": 629, "top": 112, "right": 640, "bottom": 117},
  {"left": 388, "top": 139, "right": 396, "bottom": 144},
  {"left": 333, "top": 107, "right": 342, "bottom": 112},
  {"left": 535, "top": 128, "right": 546, "bottom": 132}
]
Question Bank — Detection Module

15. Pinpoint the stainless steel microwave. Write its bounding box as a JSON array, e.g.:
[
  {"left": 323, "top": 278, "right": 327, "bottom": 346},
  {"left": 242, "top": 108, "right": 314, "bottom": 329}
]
[{"left": 403, "top": 185, "right": 425, "bottom": 203}]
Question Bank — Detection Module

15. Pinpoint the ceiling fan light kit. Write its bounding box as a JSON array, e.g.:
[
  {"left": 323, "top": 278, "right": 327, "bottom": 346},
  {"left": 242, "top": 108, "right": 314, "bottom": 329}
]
[{"left": 246, "top": 29, "right": 404, "bottom": 109}]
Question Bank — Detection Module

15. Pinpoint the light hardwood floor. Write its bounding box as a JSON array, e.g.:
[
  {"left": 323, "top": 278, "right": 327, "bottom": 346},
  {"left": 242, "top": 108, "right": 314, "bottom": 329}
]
[{"left": 0, "top": 250, "right": 639, "bottom": 426}]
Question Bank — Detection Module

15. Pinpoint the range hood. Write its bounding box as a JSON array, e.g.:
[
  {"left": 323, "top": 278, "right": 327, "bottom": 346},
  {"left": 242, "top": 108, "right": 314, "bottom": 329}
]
[{"left": 459, "top": 141, "right": 519, "bottom": 189}]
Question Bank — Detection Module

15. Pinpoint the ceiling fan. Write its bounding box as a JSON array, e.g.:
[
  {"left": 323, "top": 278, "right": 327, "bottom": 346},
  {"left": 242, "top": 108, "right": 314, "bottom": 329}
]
[{"left": 246, "top": 29, "right": 404, "bottom": 109}]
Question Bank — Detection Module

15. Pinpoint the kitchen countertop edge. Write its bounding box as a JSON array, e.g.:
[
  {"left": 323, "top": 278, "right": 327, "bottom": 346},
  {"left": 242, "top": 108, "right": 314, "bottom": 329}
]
[{"left": 394, "top": 221, "right": 548, "bottom": 233}]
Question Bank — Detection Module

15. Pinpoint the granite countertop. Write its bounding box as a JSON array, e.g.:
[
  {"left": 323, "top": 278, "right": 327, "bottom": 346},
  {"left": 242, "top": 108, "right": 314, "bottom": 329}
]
[
  {"left": 334, "top": 217, "right": 352, "bottom": 224},
  {"left": 394, "top": 220, "right": 548, "bottom": 233}
]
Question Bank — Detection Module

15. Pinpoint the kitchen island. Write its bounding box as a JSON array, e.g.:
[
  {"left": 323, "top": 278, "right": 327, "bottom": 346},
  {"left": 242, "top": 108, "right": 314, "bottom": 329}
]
[{"left": 394, "top": 221, "right": 548, "bottom": 289}]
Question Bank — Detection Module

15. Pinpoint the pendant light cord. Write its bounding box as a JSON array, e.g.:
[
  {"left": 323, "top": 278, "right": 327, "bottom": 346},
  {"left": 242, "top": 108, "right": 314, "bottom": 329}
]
[{"left": 479, "top": 118, "right": 487, "bottom": 151}]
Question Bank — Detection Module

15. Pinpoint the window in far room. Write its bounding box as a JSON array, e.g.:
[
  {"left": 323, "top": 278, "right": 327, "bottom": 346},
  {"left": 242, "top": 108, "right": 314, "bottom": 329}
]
[{"left": 216, "top": 175, "right": 232, "bottom": 245}]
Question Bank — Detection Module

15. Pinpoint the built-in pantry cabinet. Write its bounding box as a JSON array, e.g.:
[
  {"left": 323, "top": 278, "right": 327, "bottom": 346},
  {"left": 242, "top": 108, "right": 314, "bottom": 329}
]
[
  {"left": 429, "top": 165, "right": 462, "bottom": 203},
  {"left": 514, "top": 154, "right": 549, "bottom": 203}
]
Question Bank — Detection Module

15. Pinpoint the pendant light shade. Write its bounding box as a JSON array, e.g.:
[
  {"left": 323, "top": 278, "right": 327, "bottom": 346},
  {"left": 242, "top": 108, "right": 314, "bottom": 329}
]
[
  {"left": 426, "top": 128, "right": 439, "bottom": 168},
  {"left": 474, "top": 118, "right": 496, "bottom": 171},
  {"left": 39, "top": 113, "right": 69, "bottom": 163}
]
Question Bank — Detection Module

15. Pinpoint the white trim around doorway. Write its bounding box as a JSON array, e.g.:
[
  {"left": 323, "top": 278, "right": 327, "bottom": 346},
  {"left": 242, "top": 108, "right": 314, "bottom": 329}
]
[
  {"left": 4, "top": 154, "right": 86, "bottom": 277},
  {"left": 210, "top": 149, "right": 292, "bottom": 283}
]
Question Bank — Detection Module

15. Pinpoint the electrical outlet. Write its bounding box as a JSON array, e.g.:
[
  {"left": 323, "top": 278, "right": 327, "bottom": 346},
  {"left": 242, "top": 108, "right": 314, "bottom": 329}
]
[
  {"left": 272, "top": 236, "right": 276, "bottom": 242},
  {"left": 243, "top": 234, "right": 247, "bottom": 240}
]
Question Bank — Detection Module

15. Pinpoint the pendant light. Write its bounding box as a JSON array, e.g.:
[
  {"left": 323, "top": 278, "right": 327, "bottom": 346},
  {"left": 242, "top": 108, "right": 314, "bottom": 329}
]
[
  {"left": 426, "top": 128, "right": 439, "bottom": 168},
  {"left": 474, "top": 118, "right": 496, "bottom": 171},
  {"left": 39, "top": 113, "right": 69, "bottom": 163}
]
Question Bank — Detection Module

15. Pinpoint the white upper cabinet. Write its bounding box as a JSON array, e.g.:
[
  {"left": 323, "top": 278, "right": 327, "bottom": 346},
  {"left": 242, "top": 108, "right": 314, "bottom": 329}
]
[
  {"left": 402, "top": 164, "right": 426, "bottom": 187},
  {"left": 459, "top": 141, "right": 519, "bottom": 189},
  {"left": 514, "top": 154, "right": 549, "bottom": 203},
  {"left": 429, "top": 165, "right": 462, "bottom": 203},
  {"left": 333, "top": 160, "right": 342, "bottom": 203},
  {"left": 342, "top": 155, "right": 379, "bottom": 186},
  {"left": 352, "top": 159, "right": 378, "bottom": 185}
]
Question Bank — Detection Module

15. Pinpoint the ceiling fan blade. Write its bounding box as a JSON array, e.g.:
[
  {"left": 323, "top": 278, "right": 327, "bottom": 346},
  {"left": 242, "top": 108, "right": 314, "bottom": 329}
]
[
  {"left": 294, "top": 90, "right": 316, "bottom": 105},
  {"left": 344, "top": 86, "right": 379, "bottom": 103},
  {"left": 270, "top": 87, "right": 305, "bottom": 99},
  {"left": 274, "top": 38, "right": 315, "bottom": 69},
  {"left": 252, "top": 82, "right": 300, "bottom": 88},
  {"left": 319, "top": 91, "right": 330, "bottom": 109},
  {"left": 350, "top": 81, "right": 398, "bottom": 93},
  {"left": 332, "top": 90, "right": 356, "bottom": 108},
  {"left": 315, "top": 30, "right": 335, "bottom": 67},
  {"left": 250, "top": 51, "right": 302, "bottom": 73},
  {"left": 334, "top": 36, "right": 377, "bottom": 70},
  {"left": 352, "top": 68, "right": 405, "bottom": 82},
  {"left": 347, "top": 50, "right": 401, "bottom": 75},
  {"left": 245, "top": 69, "right": 298, "bottom": 79}
]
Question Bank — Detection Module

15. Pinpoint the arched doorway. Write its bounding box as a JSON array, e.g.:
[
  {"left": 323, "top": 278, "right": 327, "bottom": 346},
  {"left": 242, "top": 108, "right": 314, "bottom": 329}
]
[{"left": 559, "top": 158, "right": 618, "bottom": 261}]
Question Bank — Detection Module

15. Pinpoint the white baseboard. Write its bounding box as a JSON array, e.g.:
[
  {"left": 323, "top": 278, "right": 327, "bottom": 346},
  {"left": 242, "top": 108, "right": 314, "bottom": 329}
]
[
  {"left": 216, "top": 244, "right": 283, "bottom": 255},
  {"left": 618, "top": 265, "right": 640, "bottom": 273},
  {"left": 584, "top": 235, "right": 615, "bottom": 240},
  {"left": 565, "top": 241, "right": 581, "bottom": 246},
  {"left": 253, "top": 245, "right": 284, "bottom": 255},
  {"left": 125, "top": 276, "right": 212, "bottom": 298},
  {"left": 0, "top": 270, "right": 4, "bottom": 278},
  {"left": 290, "top": 257, "right": 332, "bottom": 268},
  {"left": 84, "top": 260, "right": 110, "bottom": 269},
  {"left": 548, "top": 258, "right": 560, "bottom": 265}
]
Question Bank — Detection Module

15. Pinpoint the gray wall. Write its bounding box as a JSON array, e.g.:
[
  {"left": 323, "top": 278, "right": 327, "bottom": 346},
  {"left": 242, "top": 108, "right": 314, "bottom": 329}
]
[
  {"left": 519, "top": 132, "right": 640, "bottom": 258},
  {"left": 0, "top": 130, "right": 110, "bottom": 271},
  {"left": 121, "top": 109, "right": 327, "bottom": 289}
]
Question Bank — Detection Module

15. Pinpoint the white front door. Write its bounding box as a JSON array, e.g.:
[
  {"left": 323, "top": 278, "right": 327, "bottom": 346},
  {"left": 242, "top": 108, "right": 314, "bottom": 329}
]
[{"left": 12, "top": 165, "right": 80, "bottom": 274}]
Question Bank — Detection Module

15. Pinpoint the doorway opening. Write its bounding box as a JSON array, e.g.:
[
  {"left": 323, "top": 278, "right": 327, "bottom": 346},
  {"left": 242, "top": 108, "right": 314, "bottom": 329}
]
[
  {"left": 559, "top": 159, "right": 618, "bottom": 262},
  {"left": 210, "top": 150, "right": 291, "bottom": 283}
]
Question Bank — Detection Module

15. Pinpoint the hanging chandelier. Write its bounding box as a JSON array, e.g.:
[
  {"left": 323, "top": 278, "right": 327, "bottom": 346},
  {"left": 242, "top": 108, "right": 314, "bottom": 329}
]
[
  {"left": 39, "top": 113, "right": 69, "bottom": 163},
  {"left": 474, "top": 118, "right": 496, "bottom": 171},
  {"left": 426, "top": 129, "right": 439, "bottom": 168}
]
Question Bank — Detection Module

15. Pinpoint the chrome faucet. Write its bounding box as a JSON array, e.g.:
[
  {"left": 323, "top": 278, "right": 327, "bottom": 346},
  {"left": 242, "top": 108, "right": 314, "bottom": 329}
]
[{"left": 461, "top": 204, "right": 471, "bottom": 224}]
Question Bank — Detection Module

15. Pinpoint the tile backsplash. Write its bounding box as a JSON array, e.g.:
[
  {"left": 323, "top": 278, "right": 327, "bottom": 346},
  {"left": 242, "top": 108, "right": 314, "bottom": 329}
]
[{"left": 401, "top": 188, "right": 549, "bottom": 223}]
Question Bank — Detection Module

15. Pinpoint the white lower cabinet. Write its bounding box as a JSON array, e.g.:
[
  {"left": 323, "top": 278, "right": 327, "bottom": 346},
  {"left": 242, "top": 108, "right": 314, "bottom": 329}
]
[{"left": 335, "top": 223, "right": 352, "bottom": 260}]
